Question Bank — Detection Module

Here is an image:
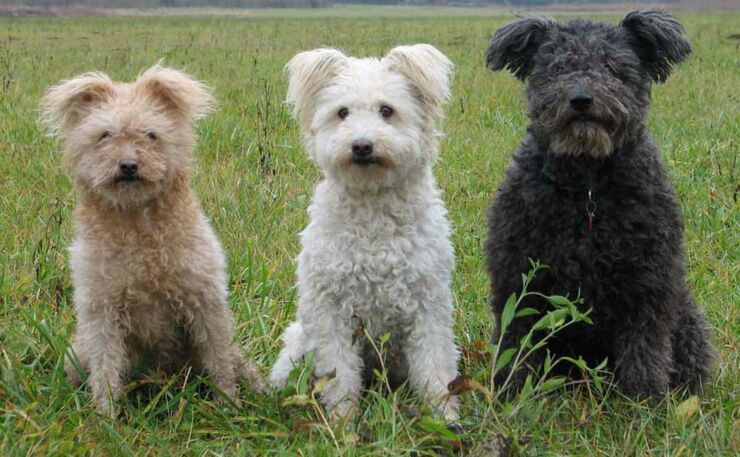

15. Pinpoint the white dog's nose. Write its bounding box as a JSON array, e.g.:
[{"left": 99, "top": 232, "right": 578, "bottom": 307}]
[{"left": 351, "top": 139, "right": 373, "bottom": 157}]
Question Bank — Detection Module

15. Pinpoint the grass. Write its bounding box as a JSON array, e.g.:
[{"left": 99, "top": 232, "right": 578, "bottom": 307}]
[{"left": 0, "top": 8, "right": 738, "bottom": 456}]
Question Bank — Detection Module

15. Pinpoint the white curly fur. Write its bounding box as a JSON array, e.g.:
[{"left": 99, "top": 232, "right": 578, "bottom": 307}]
[{"left": 270, "top": 44, "right": 460, "bottom": 421}]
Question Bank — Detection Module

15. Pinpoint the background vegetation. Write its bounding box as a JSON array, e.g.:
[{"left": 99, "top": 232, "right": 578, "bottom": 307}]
[{"left": 0, "top": 8, "right": 737, "bottom": 456}]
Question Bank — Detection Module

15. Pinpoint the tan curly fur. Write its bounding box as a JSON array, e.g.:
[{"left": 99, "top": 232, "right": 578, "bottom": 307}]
[{"left": 40, "top": 64, "right": 264, "bottom": 417}]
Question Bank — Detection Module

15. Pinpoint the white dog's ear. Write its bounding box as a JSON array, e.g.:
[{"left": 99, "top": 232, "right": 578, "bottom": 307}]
[
  {"left": 286, "top": 48, "right": 347, "bottom": 131},
  {"left": 135, "top": 64, "right": 215, "bottom": 121},
  {"left": 383, "top": 44, "right": 454, "bottom": 119},
  {"left": 40, "top": 72, "right": 115, "bottom": 136}
]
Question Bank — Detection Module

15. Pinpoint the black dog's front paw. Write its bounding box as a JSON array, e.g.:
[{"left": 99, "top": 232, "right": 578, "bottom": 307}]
[{"left": 618, "top": 369, "right": 669, "bottom": 405}]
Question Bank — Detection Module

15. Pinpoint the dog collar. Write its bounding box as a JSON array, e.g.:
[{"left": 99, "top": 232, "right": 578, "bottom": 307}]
[{"left": 538, "top": 158, "right": 603, "bottom": 232}]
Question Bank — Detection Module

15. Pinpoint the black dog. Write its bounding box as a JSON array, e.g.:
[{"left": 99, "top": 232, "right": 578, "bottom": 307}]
[{"left": 484, "top": 10, "right": 714, "bottom": 401}]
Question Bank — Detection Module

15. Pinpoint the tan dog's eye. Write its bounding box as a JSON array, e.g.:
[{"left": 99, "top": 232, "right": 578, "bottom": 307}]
[
  {"left": 338, "top": 107, "right": 349, "bottom": 120},
  {"left": 147, "top": 132, "right": 157, "bottom": 141},
  {"left": 380, "top": 105, "right": 394, "bottom": 118},
  {"left": 100, "top": 131, "right": 111, "bottom": 141}
]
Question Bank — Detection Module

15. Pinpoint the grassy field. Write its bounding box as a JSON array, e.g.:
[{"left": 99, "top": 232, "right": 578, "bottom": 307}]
[{"left": 0, "top": 8, "right": 738, "bottom": 456}]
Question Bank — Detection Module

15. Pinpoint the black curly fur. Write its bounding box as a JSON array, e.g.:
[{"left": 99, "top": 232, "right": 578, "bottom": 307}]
[{"left": 484, "top": 10, "right": 714, "bottom": 402}]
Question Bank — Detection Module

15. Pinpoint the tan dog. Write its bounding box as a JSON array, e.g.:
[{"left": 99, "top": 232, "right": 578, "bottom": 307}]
[{"left": 41, "top": 64, "right": 263, "bottom": 416}]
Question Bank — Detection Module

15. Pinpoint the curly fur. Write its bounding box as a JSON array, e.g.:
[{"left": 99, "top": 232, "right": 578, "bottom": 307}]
[
  {"left": 484, "top": 10, "right": 714, "bottom": 402},
  {"left": 270, "top": 45, "right": 460, "bottom": 420},
  {"left": 40, "top": 64, "right": 263, "bottom": 417}
]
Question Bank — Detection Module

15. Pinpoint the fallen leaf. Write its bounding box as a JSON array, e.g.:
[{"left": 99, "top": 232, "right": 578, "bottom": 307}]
[
  {"left": 447, "top": 374, "right": 492, "bottom": 401},
  {"left": 462, "top": 340, "right": 492, "bottom": 365},
  {"left": 473, "top": 339, "right": 488, "bottom": 351},
  {"left": 675, "top": 395, "right": 700, "bottom": 421},
  {"left": 292, "top": 418, "right": 321, "bottom": 433}
]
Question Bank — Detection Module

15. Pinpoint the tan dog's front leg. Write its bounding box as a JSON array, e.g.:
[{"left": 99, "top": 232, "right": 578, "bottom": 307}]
[
  {"left": 83, "top": 315, "right": 128, "bottom": 418},
  {"left": 188, "top": 302, "right": 241, "bottom": 404}
]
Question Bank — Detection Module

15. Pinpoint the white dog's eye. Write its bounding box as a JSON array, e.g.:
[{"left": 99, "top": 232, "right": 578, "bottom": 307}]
[
  {"left": 146, "top": 132, "right": 157, "bottom": 141},
  {"left": 337, "top": 107, "right": 349, "bottom": 120},
  {"left": 99, "top": 131, "right": 111, "bottom": 142},
  {"left": 380, "top": 105, "right": 394, "bottom": 118}
]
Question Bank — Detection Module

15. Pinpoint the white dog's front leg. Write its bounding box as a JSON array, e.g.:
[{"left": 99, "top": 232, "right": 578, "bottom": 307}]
[
  {"left": 405, "top": 307, "right": 460, "bottom": 421},
  {"left": 309, "top": 315, "right": 364, "bottom": 421},
  {"left": 270, "top": 321, "right": 313, "bottom": 389}
]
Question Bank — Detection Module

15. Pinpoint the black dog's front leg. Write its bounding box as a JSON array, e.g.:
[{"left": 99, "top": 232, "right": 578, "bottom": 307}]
[{"left": 612, "top": 311, "right": 672, "bottom": 403}]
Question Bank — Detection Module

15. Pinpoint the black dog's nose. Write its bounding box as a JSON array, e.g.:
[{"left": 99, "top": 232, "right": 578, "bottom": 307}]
[
  {"left": 119, "top": 159, "right": 139, "bottom": 176},
  {"left": 570, "top": 92, "right": 593, "bottom": 111},
  {"left": 352, "top": 139, "right": 374, "bottom": 157}
]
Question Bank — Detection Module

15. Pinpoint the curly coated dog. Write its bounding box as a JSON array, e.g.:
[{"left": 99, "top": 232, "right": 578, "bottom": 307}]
[
  {"left": 41, "top": 64, "right": 264, "bottom": 417},
  {"left": 483, "top": 10, "right": 714, "bottom": 402},
  {"left": 269, "top": 45, "right": 460, "bottom": 420}
]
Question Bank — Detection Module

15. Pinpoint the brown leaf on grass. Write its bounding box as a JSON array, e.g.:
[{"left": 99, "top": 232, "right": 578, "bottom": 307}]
[
  {"left": 292, "top": 418, "right": 321, "bottom": 433},
  {"left": 473, "top": 339, "right": 488, "bottom": 351},
  {"left": 447, "top": 374, "right": 492, "bottom": 400},
  {"left": 675, "top": 395, "right": 701, "bottom": 421},
  {"left": 462, "top": 339, "right": 492, "bottom": 365}
]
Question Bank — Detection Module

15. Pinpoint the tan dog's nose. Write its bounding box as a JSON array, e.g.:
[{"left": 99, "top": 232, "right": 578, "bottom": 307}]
[{"left": 118, "top": 159, "right": 138, "bottom": 177}]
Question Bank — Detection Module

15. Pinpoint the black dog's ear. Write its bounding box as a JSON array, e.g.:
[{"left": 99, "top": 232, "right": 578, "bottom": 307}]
[
  {"left": 486, "top": 16, "right": 553, "bottom": 81},
  {"left": 620, "top": 9, "right": 691, "bottom": 83}
]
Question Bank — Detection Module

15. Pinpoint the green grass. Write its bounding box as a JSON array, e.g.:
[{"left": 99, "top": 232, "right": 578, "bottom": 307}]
[{"left": 1, "top": 9, "right": 738, "bottom": 456}]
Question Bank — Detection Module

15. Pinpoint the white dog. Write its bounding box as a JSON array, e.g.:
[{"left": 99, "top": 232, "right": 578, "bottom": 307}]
[{"left": 270, "top": 44, "right": 460, "bottom": 421}]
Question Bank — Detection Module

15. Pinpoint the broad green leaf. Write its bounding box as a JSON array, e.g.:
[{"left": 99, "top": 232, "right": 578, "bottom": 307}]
[
  {"left": 494, "top": 348, "right": 517, "bottom": 373},
  {"left": 500, "top": 293, "right": 518, "bottom": 334},
  {"left": 521, "top": 374, "right": 534, "bottom": 398},
  {"left": 532, "top": 308, "right": 570, "bottom": 331},
  {"left": 546, "top": 294, "right": 572, "bottom": 306},
  {"left": 539, "top": 376, "right": 566, "bottom": 392},
  {"left": 515, "top": 307, "right": 539, "bottom": 318},
  {"left": 543, "top": 351, "right": 552, "bottom": 373}
]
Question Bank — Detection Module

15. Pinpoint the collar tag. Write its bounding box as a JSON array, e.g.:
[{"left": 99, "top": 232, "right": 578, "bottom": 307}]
[{"left": 586, "top": 189, "right": 597, "bottom": 232}]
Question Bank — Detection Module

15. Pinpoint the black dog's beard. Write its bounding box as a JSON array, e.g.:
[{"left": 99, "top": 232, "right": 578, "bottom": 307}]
[
  {"left": 534, "top": 93, "right": 628, "bottom": 158},
  {"left": 549, "top": 120, "right": 614, "bottom": 158}
]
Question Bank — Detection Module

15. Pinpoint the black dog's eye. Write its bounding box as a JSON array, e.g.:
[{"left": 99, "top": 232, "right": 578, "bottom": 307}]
[
  {"left": 338, "top": 107, "right": 349, "bottom": 119},
  {"left": 146, "top": 132, "right": 157, "bottom": 141},
  {"left": 100, "top": 131, "right": 111, "bottom": 141},
  {"left": 380, "top": 105, "right": 394, "bottom": 118}
]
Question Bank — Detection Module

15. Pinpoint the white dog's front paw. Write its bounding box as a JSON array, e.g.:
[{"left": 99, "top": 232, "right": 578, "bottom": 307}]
[
  {"left": 327, "top": 398, "right": 357, "bottom": 423},
  {"left": 438, "top": 395, "right": 460, "bottom": 422}
]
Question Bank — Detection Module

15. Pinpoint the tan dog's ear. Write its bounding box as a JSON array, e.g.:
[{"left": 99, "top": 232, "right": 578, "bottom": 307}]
[
  {"left": 40, "top": 72, "right": 115, "bottom": 136},
  {"left": 285, "top": 48, "right": 348, "bottom": 132},
  {"left": 135, "top": 64, "right": 215, "bottom": 121},
  {"left": 383, "top": 44, "right": 454, "bottom": 120}
]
